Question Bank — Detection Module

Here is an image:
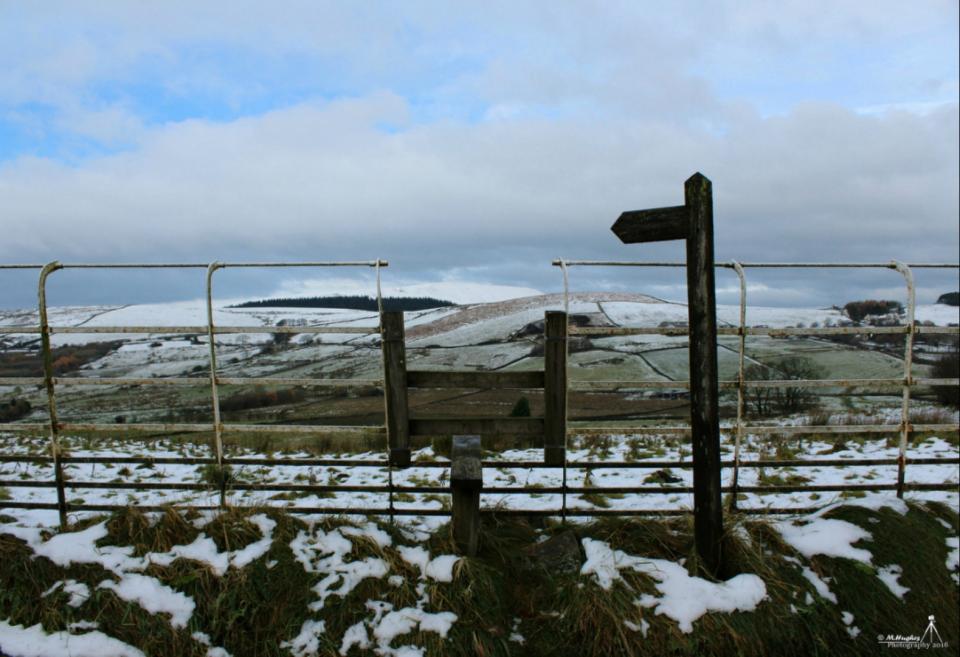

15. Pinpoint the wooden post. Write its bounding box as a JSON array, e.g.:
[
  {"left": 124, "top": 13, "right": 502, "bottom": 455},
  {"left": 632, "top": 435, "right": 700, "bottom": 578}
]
[
  {"left": 610, "top": 172, "right": 724, "bottom": 574},
  {"left": 684, "top": 174, "right": 724, "bottom": 574},
  {"left": 451, "top": 435, "right": 482, "bottom": 556},
  {"left": 381, "top": 311, "right": 410, "bottom": 467},
  {"left": 544, "top": 311, "right": 567, "bottom": 466}
]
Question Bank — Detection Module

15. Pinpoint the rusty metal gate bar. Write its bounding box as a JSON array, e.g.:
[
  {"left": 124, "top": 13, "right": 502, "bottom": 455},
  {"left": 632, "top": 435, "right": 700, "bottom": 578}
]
[
  {"left": 555, "top": 259, "right": 960, "bottom": 514},
  {"left": 730, "top": 261, "right": 747, "bottom": 509}
]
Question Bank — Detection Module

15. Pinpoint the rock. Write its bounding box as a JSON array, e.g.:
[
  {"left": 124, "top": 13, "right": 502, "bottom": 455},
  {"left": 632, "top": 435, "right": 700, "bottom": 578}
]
[{"left": 526, "top": 530, "right": 584, "bottom": 574}]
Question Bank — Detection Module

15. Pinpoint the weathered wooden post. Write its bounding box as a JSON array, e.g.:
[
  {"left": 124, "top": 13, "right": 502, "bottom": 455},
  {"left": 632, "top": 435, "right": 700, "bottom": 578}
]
[
  {"left": 544, "top": 311, "right": 567, "bottom": 466},
  {"left": 451, "top": 435, "right": 482, "bottom": 556},
  {"left": 381, "top": 310, "right": 411, "bottom": 467},
  {"left": 611, "top": 172, "right": 724, "bottom": 574}
]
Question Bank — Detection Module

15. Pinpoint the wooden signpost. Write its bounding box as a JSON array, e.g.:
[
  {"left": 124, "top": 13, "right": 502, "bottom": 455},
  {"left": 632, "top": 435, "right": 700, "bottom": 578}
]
[{"left": 611, "top": 172, "right": 724, "bottom": 574}]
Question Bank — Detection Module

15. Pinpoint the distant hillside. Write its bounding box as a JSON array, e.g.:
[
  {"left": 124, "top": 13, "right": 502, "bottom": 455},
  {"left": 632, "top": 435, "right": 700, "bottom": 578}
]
[
  {"left": 937, "top": 292, "right": 959, "bottom": 306},
  {"left": 230, "top": 294, "right": 455, "bottom": 312}
]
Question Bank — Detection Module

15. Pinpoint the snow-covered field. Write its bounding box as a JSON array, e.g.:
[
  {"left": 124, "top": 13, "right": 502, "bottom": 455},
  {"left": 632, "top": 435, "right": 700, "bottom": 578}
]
[
  {"left": 1, "top": 294, "right": 952, "bottom": 408},
  {"left": 2, "top": 294, "right": 953, "bottom": 351}
]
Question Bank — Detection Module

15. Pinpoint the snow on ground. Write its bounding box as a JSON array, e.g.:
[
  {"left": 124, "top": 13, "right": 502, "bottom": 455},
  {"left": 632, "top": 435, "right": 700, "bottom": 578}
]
[
  {"left": 580, "top": 538, "right": 767, "bottom": 633},
  {"left": 601, "top": 301, "right": 846, "bottom": 329},
  {"left": 42, "top": 580, "right": 90, "bottom": 608},
  {"left": 284, "top": 522, "right": 460, "bottom": 657},
  {"left": 915, "top": 304, "right": 959, "bottom": 326},
  {"left": 0, "top": 431, "right": 956, "bottom": 531},
  {"left": 947, "top": 537, "right": 960, "bottom": 584},
  {"left": 98, "top": 575, "right": 194, "bottom": 629},
  {"left": 290, "top": 525, "right": 390, "bottom": 611},
  {"left": 774, "top": 518, "right": 874, "bottom": 563},
  {"left": 0, "top": 507, "right": 281, "bottom": 643},
  {"left": 145, "top": 513, "right": 277, "bottom": 574},
  {"left": 0, "top": 621, "right": 146, "bottom": 657},
  {"left": 876, "top": 565, "right": 909, "bottom": 599},
  {"left": 775, "top": 495, "right": 951, "bottom": 609},
  {"left": 406, "top": 295, "right": 602, "bottom": 347},
  {"left": 797, "top": 564, "right": 837, "bottom": 604},
  {"left": 0, "top": 301, "right": 381, "bottom": 348},
  {"left": 841, "top": 611, "right": 861, "bottom": 638}
]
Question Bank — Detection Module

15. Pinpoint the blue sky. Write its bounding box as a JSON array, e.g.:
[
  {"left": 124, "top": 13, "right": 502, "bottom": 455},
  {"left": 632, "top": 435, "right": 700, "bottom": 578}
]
[{"left": 1, "top": 2, "right": 957, "bottom": 308}]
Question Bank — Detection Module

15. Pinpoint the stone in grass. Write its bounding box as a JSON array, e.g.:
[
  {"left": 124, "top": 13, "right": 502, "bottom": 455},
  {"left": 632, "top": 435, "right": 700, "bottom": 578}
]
[{"left": 526, "top": 531, "right": 585, "bottom": 574}]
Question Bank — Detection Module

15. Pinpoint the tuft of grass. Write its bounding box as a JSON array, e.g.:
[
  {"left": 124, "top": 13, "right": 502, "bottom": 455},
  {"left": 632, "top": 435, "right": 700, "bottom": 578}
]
[
  {"left": 756, "top": 469, "right": 812, "bottom": 487},
  {"left": 198, "top": 463, "right": 234, "bottom": 489},
  {"left": 580, "top": 469, "right": 611, "bottom": 508}
]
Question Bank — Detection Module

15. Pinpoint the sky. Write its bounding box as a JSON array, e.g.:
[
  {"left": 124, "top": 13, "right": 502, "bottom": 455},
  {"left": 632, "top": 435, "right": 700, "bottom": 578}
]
[{"left": 1, "top": 1, "right": 958, "bottom": 309}]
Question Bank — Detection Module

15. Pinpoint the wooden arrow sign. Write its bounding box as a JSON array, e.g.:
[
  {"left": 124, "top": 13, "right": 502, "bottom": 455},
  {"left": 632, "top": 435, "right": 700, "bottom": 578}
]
[
  {"left": 610, "top": 172, "right": 725, "bottom": 576},
  {"left": 611, "top": 205, "right": 688, "bottom": 243}
]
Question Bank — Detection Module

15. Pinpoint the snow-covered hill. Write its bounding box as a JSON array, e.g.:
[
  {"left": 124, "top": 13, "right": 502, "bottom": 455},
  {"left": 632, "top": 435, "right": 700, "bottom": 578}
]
[
  {"left": 0, "top": 293, "right": 954, "bottom": 387},
  {"left": 1, "top": 293, "right": 953, "bottom": 348}
]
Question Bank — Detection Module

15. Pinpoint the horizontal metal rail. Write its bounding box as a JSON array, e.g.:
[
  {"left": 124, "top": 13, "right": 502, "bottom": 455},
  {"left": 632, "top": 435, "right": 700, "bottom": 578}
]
[
  {"left": 572, "top": 325, "right": 960, "bottom": 337},
  {"left": 570, "top": 378, "right": 949, "bottom": 391},
  {"left": 10, "top": 375, "right": 953, "bottom": 391},
  {"left": 0, "top": 261, "right": 387, "bottom": 269},
  {"left": 0, "top": 501, "right": 452, "bottom": 517},
  {"left": 2, "top": 455, "right": 955, "bottom": 469},
  {"left": 49, "top": 325, "right": 375, "bottom": 335},
  {"left": 553, "top": 260, "right": 959, "bottom": 269},
  {"left": 2, "top": 421, "right": 955, "bottom": 438},
  {"left": 569, "top": 423, "right": 959, "bottom": 436},
  {"left": 0, "top": 455, "right": 391, "bottom": 467},
  {"left": 0, "top": 376, "right": 383, "bottom": 387},
  {"left": 6, "top": 479, "right": 953, "bottom": 496},
  {"left": 0, "top": 422, "right": 384, "bottom": 435}
]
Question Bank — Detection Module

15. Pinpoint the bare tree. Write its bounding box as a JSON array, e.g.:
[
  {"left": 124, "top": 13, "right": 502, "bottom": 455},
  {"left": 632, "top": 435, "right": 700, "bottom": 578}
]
[{"left": 744, "top": 356, "right": 826, "bottom": 416}]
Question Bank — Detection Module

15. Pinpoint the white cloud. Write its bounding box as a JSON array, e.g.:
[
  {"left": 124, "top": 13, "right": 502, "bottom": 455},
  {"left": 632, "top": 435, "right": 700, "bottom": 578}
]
[
  {"left": 0, "top": 2, "right": 955, "bottom": 307},
  {"left": 2, "top": 94, "right": 955, "bottom": 265}
]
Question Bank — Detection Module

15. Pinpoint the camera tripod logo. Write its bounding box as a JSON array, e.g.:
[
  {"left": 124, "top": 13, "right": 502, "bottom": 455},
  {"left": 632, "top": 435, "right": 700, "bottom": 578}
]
[
  {"left": 878, "top": 615, "right": 948, "bottom": 650},
  {"left": 920, "top": 615, "right": 943, "bottom": 645}
]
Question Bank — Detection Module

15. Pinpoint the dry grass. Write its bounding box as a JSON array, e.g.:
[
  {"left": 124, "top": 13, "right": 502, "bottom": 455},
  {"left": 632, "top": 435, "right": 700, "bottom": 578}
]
[{"left": 0, "top": 500, "right": 957, "bottom": 657}]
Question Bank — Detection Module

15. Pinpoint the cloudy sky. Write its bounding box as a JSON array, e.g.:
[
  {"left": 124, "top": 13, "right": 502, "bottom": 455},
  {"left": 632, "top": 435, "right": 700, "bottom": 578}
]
[{"left": 1, "top": 2, "right": 957, "bottom": 309}]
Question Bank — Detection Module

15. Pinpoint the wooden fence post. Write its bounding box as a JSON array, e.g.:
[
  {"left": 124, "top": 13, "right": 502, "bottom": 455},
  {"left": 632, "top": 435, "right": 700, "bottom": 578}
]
[
  {"left": 451, "top": 435, "right": 482, "bottom": 556},
  {"left": 381, "top": 310, "right": 410, "bottom": 467},
  {"left": 684, "top": 174, "right": 724, "bottom": 575},
  {"left": 544, "top": 311, "right": 567, "bottom": 467}
]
